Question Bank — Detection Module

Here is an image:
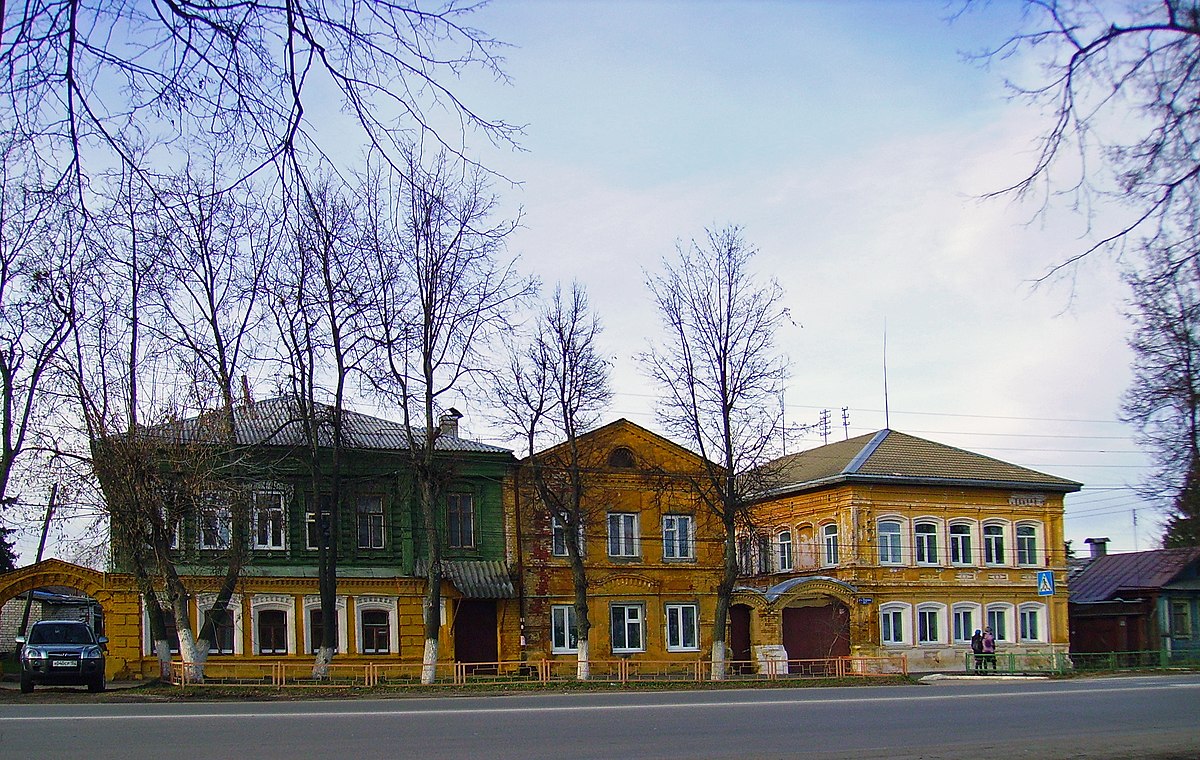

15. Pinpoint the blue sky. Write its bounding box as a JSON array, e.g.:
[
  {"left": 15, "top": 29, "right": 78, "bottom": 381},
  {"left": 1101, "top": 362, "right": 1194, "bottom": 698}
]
[
  {"left": 9, "top": 2, "right": 1153, "bottom": 562},
  {"left": 443, "top": 0, "right": 1153, "bottom": 555}
]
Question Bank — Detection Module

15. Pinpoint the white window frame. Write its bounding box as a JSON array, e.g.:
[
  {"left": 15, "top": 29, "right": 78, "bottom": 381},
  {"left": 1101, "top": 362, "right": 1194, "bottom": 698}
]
[
  {"left": 664, "top": 603, "right": 700, "bottom": 652},
  {"left": 916, "top": 603, "right": 946, "bottom": 645},
  {"left": 1016, "top": 522, "right": 1040, "bottom": 566},
  {"left": 983, "top": 522, "right": 1007, "bottom": 566},
  {"left": 551, "top": 604, "right": 579, "bottom": 653},
  {"left": 610, "top": 603, "right": 645, "bottom": 653},
  {"left": 551, "top": 517, "right": 584, "bottom": 558},
  {"left": 196, "top": 593, "right": 244, "bottom": 655},
  {"left": 986, "top": 603, "right": 1013, "bottom": 643},
  {"left": 878, "top": 519, "right": 902, "bottom": 565},
  {"left": 303, "top": 595, "right": 348, "bottom": 654},
  {"left": 1018, "top": 603, "right": 1045, "bottom": 642},
  {"left": 251, "top": 595, "right": 296, "bottom": 656},
  {"left": 141, "top": 596, "right": 182, "bottom": 656},
  {"left": 949, "top": 522, "right": 973, "bottom": 566},
  {"left": 879, "top": 602, "right": 910, "bottom": 646},
  {"left": 821, "top": 523, "right": 839, "bottom": 566},
  {"left": 914, "top": 520, "right": 939, "bottom": 565},
  {"left": 777, "top": 530, "right": 793, "bottom": 572},
  {"left": 198, "top": 497, "right": 232, "bottom": 550},
  {"left": 607, "top": 512, "right": 640, "bottom": 558},
  {"left": 952, "top": 602, "right": 981, "bottom": 644},
  {"left": 252, "top": 490, "right": 287, "bottom": 550},
  {"left": 355, "top": 596, "right": 399, "bottom": 655},
  {"left": 662, "top": 514, "right": 694, "bottom": 560},
  {"left": 305, "top": 494, "right": 332, "bottom": 551}
]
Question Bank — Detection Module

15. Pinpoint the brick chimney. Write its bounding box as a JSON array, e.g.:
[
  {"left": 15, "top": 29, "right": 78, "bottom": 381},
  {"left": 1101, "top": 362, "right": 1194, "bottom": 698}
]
[
  {"left": 438, "top": 408, "right": 463, "bottom": 438},
  {"left": 1084, "top": 537, "right": 1110, "bottom": 559}
]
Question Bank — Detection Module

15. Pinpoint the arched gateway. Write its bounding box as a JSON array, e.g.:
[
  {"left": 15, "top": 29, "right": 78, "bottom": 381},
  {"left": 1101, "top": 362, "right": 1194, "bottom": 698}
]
[
  {"left": 0, "top": 559, "right": 142, "bottom": 679},
  {"left": 730, "top": 576, "right": 862, "bottom": 671}
]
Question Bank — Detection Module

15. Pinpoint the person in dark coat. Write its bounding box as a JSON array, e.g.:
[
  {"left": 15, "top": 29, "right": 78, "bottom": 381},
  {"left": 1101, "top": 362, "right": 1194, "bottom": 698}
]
[{"left": 970, "top": 629, "right": 984, "bottom": 672}]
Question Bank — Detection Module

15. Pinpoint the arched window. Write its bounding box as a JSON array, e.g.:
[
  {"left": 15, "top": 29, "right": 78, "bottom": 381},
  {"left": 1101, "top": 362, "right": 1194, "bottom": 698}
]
[
  {"left": 914, "top": 521, "right": 939, "bottom": 565},
  {"left": 821, "top": 523, "right": 839, "bottom": 566},
  {"left": 777, "top": 530, "right": 793, "bottom": 572},
  {"left": 251, "top": 594, "right": 295, "bottom": 656},
  {"left": 356, "top": 596, "right": 399, "bottom": 655},
  {"left": 878, "top": 520, "right": 902, "bottom": 565},
  {"left": 949, "top": 523, "right": 973, "bottom": 565},
  {"left": 1016, "top": 523, "right": 1040, "bottom": 566},
  {"left": 916, "top": 603, "right": 946, "bottom": 645},
  {"left": 1018, "top": 603, "right": 1045, "bottom": 642},
  {"left": 607, "top": 447, "right": 636, "bottom": 468},
  {"left": 983, "top": 523, "right": 1007, "bottom": 566},
  {"left": 951, "top": 602, "right": 982, "bottom": 643},
  {"left": 986, "top": 603, "right": 1014, "bottom": 642},
  {"left": 879, "top": 602, "right": 910, "bottom": 645}
]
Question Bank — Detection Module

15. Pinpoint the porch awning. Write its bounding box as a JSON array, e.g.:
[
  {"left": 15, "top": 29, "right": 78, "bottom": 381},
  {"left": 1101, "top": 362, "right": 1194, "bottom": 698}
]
[{"left": 415, "top": 559, "right": 516, "bottom": 599}]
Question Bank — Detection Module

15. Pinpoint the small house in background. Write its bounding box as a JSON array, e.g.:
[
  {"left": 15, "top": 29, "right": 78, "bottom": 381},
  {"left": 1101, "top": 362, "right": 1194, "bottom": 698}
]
[
  {"left": 0, "top": 588, "right": 104, "bottom": 654},
  {"left": 1068, "top": 544, "right": 1200, "bottom": 660}
]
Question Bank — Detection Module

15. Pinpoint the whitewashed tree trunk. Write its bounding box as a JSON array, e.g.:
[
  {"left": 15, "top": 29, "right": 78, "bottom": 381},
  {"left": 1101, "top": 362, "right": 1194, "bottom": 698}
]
[
  {"left": 710, "top": 640, "right": 727, "bottom": 681},
  {"left": 576, "top": 640, "right": 590, "bottom": 681},
  {"left": 421, "top": 638, "right": 439, "bottom": 684},
  {"left": 154, "top": 640, "right": 173, "bottom": 681},
  {"left": 176, "top": 627, "right": 209, "bottom": 682},
  {"left": 312, "top": 646, "right": 334, "bottom": 680}
]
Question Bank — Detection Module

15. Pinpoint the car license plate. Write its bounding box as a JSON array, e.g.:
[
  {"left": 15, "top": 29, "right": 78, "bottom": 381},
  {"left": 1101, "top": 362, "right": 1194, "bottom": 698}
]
[{"left": 51, "top": 659, "right": 77, "bottom": 668}]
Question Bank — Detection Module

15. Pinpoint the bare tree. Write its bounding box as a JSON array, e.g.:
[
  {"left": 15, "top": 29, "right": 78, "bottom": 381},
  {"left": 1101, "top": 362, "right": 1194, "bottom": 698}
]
[
  {"left": 0, "top": 151, "right": 77, "bottom": 511},
  {"left": 979, "top": 1, "right": 1200, "bottom": 274},
  {"left": 64, "top": 163, "right": 277, "bottom": 677},
  {"left": 641, "top": 225, "right": 790, "bottom": 680},
  {"left": 1121, "top": 233, "right": 1200, "bottom": 547},
  {"left": 367, "top": 145, "right": 531, "bottom": 683},
  {"left": 268, "top": 173, "right": 374, "bottom": 678},
  {"left": 1, "top": 0, "right": 517, "bottom": 199},
  {"left": 494, "top": 283, "right": 610, "bottom": 680}
]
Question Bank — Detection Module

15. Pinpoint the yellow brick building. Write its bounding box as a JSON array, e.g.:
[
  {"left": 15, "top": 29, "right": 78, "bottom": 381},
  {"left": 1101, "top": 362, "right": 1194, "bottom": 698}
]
[
  {"left": 734, "top": 429, "right": 1081, "bottom": 672},
  {"left": 511, "top": 420, "right": 726, "bottom": 665}
]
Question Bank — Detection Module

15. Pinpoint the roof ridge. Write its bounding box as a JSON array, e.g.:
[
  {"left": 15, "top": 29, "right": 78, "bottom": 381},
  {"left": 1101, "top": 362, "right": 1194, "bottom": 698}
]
[{"left": 844, "top": 429, "right": 890, "bottom": 474}]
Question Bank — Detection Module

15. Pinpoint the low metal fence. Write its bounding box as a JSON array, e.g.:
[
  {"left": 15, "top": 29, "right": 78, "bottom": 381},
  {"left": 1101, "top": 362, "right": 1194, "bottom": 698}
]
[
  {"left": 961, "top": 648, "right": 1200, "bottom": 675},
  {"left": 169, "top": 655, "right": 907, "bottom": 688}
]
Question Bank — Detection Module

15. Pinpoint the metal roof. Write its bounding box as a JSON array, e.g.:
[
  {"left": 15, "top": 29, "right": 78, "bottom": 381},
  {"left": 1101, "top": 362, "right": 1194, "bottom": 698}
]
[
  {"left": 153, "top": 397, "right": 510, "bottom": 455},
  {"left": 765, "top": 429, "right": 1081, "bottom": 496},
  {"left": 1069, "top": 546, "right": 1200, "bottom": 604},
  {"left": 416, "top": 559, "right": 516, "bottom": 599}
]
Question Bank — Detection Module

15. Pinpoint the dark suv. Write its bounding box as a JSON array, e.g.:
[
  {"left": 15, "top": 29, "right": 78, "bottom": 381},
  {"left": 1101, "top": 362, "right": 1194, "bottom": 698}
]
[{"left": 15, "top": 620, "right": 107, "bottom": 693}]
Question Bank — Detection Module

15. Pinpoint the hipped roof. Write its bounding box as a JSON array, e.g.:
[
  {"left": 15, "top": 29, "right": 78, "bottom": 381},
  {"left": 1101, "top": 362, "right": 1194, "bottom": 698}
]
[
  {"left": 148, "top": 397, "right": 510, "bottom": 455},
  {"left": 764, "top": 429, "right": 1081, "bottom": 497}
]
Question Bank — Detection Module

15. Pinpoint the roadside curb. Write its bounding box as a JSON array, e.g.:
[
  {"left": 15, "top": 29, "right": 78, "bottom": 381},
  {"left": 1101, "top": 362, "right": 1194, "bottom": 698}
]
[{"left": 919, "top": 673, "right": 1049, "bottom": 682}]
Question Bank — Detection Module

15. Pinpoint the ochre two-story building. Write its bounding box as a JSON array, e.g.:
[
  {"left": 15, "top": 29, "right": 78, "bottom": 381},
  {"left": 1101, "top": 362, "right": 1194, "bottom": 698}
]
[{"left": 733, "top": 429, "right": 1081, "bottom": 672}]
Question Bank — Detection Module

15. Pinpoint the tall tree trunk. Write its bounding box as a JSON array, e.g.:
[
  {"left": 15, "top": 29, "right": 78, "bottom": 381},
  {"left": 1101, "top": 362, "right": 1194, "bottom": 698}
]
[
  {"left": 710, "top": 518, "right": 738, "bottom": 681},
  {"left": 420, "top": 475, "right": 441, "bottom": 684},
  {"left": 569, "top": 536, "right": 590, "bottom": 681}
]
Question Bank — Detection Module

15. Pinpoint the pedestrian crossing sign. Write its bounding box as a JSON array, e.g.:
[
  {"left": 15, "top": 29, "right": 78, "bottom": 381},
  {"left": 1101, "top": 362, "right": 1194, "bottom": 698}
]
[{"left": 1037, "top": 570, "right": 1055, "bottom": 596}]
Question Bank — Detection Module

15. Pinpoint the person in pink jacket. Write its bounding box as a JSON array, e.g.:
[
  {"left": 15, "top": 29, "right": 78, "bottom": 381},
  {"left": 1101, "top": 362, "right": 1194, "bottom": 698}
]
[{"left": 982, "top": 626, "right": 997, "bottom": 670}]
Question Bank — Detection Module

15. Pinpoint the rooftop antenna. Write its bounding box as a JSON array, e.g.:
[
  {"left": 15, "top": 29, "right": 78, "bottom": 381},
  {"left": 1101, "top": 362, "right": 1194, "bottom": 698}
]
[{"left": 883, "top": 319, "right": 891, "bottom": 430}]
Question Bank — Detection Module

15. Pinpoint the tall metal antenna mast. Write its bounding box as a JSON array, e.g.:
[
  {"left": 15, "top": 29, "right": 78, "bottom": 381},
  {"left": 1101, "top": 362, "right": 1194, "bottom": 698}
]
[{"left": 883, "top": 319, "right": 891, "bottom": 429}]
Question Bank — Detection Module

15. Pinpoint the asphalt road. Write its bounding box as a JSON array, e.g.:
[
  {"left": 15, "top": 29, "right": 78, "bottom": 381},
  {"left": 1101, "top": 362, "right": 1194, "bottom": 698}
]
[{"left": 1, "top": 675, "right": 1198, "bottom": 759}]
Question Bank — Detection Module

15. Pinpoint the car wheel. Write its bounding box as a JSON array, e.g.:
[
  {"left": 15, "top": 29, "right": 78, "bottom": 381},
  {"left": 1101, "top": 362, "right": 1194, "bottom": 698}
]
[
  {"left": 19, "top": 676, "right": 33, "bottom": 694},
  {"left": 88, "top": 676, "right": 105, "bottom": 693}
]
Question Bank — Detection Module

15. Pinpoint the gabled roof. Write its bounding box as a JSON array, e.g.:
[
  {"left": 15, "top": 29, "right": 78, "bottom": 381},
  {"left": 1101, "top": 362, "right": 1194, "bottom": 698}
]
[
  {"left": 764, "top": 429, "right": 1081, "bottom": 497},
  {"left": 156, "top": 397, "right": 510, "bottom": 455},
  {"left": 1069, "top": 547, "right": 1200, "bottom": 604},
  {"left": 521, "top": 418, "right": 716, "bottom": 471}
]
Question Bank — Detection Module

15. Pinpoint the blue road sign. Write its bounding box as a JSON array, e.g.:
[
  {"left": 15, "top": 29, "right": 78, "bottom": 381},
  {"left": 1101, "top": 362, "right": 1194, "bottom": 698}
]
[{"left": 1037, "top": 570, "right": 1055, "bottom": 596}]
